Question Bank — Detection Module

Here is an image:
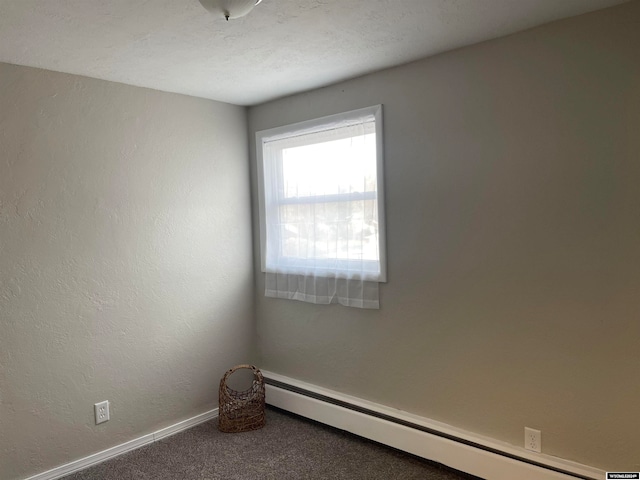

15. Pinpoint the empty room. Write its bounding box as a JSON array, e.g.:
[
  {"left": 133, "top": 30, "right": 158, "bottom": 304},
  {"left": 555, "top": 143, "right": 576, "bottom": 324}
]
[{"left": 1, "top": 1, "right": 639, "bottom": 479}]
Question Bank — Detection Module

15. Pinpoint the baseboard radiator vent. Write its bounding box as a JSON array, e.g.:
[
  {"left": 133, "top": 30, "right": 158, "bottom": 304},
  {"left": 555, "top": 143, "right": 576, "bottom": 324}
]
[{"left": 263, "top": 371, "right": 604, "bottom": 480}]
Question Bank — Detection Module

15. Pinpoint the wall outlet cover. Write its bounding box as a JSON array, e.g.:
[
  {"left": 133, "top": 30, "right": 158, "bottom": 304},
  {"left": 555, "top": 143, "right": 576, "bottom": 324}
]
[
  {"left": 524, "top": 427, "right": 541, "bottom": 453},
  {"left": 94, "top": 401, "right": 110, "bottom": 425}
]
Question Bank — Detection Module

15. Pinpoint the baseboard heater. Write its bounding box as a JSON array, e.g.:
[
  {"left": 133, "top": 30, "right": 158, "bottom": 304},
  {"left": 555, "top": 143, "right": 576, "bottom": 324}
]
[{"left": 263, "top": 371, "right": 603, "bottom": 480}]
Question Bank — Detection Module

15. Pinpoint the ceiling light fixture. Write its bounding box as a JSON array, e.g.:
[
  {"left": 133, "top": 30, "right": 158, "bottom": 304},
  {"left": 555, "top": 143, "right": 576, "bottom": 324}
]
[{"left": 198, "top": 0, "right": 263, "bottom": 21}]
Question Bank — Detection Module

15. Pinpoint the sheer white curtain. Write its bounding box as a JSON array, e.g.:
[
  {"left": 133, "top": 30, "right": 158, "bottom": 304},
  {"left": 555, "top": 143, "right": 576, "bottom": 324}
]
[
  {"left": 264, "top": 273, "right": 380, "bottom": 309},
  {"left": 258, "top": 108, "right": 384, "bottom": 309}
]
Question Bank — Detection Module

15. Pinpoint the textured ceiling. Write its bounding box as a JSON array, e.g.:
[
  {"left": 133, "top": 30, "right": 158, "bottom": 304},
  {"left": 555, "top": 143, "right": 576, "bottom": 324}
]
[{"left": 0, "top": 0, "right": 630, "bottom": 105}]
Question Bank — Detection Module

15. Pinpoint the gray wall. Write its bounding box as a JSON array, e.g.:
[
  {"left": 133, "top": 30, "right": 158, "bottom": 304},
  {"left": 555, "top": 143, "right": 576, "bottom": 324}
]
[
  {"left": 0, "top": 64, "right": 254, "bottom": 480},
  {"left": 249, "top": 1, "right": 640, "bottom": 471}
]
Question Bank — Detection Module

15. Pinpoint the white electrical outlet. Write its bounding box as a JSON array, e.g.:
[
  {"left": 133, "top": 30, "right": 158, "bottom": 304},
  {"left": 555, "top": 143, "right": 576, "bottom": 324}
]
[
  {"left": 524, "top": 427, "right": 541, "bottom": 452},
  {"left": 94, "top": 401, "right": 110, "bottom": 425}
]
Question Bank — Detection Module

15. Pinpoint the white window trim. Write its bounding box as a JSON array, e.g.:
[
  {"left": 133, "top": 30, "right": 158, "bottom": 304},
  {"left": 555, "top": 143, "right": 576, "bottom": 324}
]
[{"left": 255, "top": 104, "right": 387, "bottom": 282}]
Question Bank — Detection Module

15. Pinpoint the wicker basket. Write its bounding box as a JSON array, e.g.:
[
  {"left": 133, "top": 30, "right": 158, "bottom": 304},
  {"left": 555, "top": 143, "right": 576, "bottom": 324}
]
[{"left": 218, "top": 364, "right": 266, "bottom": 433}]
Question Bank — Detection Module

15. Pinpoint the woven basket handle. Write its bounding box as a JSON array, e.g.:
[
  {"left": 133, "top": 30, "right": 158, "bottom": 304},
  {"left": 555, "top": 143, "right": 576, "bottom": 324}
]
[{"left": 221, "top": 364, "right": 263, "bottom": 385}]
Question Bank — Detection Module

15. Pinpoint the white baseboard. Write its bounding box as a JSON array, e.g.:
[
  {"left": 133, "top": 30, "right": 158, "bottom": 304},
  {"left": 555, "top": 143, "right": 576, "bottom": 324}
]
[
  {"left": 25, "top": 408, "right": 218, "bottom": 480},
  {"left": 262, "top": 370, "right": 604, "bottom": 480}
]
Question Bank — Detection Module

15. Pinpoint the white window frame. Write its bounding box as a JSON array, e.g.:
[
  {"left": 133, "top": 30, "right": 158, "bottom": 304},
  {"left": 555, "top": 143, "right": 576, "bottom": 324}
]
[{"left": 255, "top": 104, "right": 387, "bottom": 282}]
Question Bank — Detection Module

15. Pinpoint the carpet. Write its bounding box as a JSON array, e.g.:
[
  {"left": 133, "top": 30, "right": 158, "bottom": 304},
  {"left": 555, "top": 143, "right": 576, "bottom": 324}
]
[{"left": 62, "top": 407, "right": 482, "bottom": 479}]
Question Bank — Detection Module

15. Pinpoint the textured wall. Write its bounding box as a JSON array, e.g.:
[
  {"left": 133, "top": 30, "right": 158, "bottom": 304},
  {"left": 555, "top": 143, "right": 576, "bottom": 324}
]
[
  {"left": 0, "top": 64, "right": 254, "bottom": 480},
  {"left": 249, "top": 1, "right": 640, "bottom": 471}
]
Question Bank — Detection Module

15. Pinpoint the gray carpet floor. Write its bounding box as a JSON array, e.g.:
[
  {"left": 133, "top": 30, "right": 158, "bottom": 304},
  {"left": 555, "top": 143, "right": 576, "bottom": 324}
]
[{"left": 63, "top": 407, "right": 482, "bottom": 480}]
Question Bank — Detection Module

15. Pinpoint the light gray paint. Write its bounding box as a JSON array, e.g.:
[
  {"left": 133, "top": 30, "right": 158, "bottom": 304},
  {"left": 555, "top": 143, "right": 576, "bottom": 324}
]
[
  {"left": 249, "top": 2, "right": 640, "bottom": 471},
  {"left": 0, "top": 0, "right": 630, "bottom": 105},
  {"left": 0, "top": 64, "right": 254, "bottom": 480}
]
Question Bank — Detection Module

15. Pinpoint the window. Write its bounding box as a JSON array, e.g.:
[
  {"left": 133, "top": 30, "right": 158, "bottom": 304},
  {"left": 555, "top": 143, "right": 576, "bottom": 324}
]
[{"left": 256, "top": 105, "right": 386, "bottom": 308}]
